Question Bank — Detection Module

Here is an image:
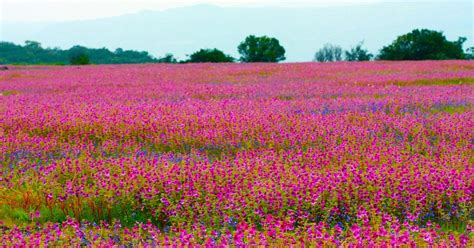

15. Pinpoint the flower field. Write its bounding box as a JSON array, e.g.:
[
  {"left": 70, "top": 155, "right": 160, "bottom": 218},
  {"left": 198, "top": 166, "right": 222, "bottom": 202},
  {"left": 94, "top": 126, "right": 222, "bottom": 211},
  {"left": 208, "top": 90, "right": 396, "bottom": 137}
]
[{"left": 0, "top": 61, "right": 473, "bottom": 246}]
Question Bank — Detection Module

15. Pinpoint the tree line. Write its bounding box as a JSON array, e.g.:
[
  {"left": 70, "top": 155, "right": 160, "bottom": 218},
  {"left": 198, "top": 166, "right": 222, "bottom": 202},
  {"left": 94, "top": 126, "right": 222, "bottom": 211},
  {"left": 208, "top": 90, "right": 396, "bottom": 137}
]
[
  {"left": 0, "top": 41, "right": 158, "bottom": 65},
  {"left": 314, "top": 29, "right": 471, "bottom": 62},
  {"left": 0, "top": 29, "right": 472, "bottom": 66}
]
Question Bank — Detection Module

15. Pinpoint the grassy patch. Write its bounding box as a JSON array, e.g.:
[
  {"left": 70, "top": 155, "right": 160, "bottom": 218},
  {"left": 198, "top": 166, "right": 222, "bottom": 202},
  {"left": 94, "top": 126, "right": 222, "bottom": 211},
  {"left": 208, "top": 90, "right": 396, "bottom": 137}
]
[
  {"left": 276, "top": 94, "right": 295, "bottom": 100},
  {"left": 373, "top": 94, "right": 387, "bottom": 99},
  {"left": 1, "top": 90, "right": 20, "bottom": 96},
  {"left": 0, "top": 206, "right": 33, "bottom": 227},
  {"left": 258, "top": 71, "right": 273, "bottom": 77},
  {"left": 430, "top": 104, "right": 473, "bottom": 114},
  {"left": 0, "top": 204, "right": 154, "bottom": 228},
  {"left": 394, "top": 78, "right": 474, "bottom": 86}
]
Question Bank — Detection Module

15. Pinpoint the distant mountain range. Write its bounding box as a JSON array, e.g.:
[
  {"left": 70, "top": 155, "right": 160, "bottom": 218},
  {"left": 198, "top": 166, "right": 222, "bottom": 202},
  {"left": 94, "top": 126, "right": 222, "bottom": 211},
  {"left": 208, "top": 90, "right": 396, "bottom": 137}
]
[{"left": 1, "top": 2, "right": 472, "bottom": 62}]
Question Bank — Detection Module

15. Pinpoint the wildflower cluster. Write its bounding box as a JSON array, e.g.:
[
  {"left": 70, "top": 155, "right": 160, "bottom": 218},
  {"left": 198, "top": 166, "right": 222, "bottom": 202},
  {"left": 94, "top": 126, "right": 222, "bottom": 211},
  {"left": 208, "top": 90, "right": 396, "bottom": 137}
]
[{"left": 0, "top": 61, "right": 473, "bottom": 246}]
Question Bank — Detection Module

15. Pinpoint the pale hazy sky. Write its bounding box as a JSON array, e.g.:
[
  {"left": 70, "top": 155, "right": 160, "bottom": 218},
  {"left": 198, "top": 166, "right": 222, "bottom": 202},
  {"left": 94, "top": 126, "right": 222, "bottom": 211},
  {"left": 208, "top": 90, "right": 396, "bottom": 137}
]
[{"left": 0, "top": 0, "right": 455, "bottom": 22}]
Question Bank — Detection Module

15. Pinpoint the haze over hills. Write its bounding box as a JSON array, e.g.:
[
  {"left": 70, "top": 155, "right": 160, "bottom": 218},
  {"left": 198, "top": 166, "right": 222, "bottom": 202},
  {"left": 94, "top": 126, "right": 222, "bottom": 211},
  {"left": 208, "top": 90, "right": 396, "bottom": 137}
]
[{"left": 1, "top": 2, "right": 472, "bottom": 62}]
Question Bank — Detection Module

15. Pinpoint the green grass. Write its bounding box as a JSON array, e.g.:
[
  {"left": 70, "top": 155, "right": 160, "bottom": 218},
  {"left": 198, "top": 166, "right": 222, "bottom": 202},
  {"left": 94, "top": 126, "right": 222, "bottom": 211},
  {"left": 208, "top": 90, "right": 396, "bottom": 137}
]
[
  {"left": 0, "top": 203, "right": 157, "bottom": 228},
  {"left": 394, "top": 77, "right": 474, "bottom": 86},
  {"left": 430, "top": 105, "right": 473, "bottom": 114},
  {"left": 0, "top": 90, "right": 20, "bottom": 96}
]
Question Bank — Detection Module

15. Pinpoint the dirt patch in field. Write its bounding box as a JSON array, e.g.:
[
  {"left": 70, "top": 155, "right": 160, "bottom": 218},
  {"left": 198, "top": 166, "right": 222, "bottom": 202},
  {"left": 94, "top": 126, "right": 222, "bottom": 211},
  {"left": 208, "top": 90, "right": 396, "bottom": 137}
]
[
  {"left": 0, "top": 73, "right": 47, "bottom": 81},
  {"left": 441, "top": 64, "right": 474, "bottom": 71}
]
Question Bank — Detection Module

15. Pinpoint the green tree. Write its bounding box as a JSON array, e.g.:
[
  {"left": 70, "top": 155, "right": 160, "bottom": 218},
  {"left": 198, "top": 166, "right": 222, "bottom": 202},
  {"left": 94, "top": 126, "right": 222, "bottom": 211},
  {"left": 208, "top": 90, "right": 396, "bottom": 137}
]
[
  {"left": 0, "top": 41, "right": 158, "bottom": 65},
  {"left": 24, "top": 40, "right": 42, "bottom": 50},
  {"left": 186, "top": 48, "right": 234, "bottom": 63},
  {"left": 465, "top": 47, "right": 474, "bottom": 59},
  {"left": 69, "top": 53, "right": 90, "bottom": 65},
  {"left": 314, "top": 44, "right": 343, "bottom": 62},
  {"left": 345, "top": 41, "right": 373, "bottom": 61},
  {"left": 238, "top": 35, "right": 286, "bottom": 62},
  {"left": 378, "top": 29, "right": 466, "bottom": 60},
  {"left": 69, "top": 51, "right": 90, "bottom": 65},
  {"left": 68, "top": 45, "right": 90, "bottom": 65},
  {"left": 157, "top": 53, "right": 178, "bottom": 63}
]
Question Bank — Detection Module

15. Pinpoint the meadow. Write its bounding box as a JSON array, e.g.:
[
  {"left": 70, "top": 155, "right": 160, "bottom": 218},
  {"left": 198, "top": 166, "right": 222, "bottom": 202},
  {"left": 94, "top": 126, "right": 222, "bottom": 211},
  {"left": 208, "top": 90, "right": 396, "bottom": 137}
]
[{"left": 0, "top": 61, "right": 473, "bottom": 246}]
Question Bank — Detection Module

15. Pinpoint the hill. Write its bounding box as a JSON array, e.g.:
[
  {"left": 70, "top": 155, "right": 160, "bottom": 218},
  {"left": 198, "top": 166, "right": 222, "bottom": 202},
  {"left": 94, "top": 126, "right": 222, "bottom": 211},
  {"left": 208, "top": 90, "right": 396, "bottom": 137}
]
[{"left": 1, "top": 2, "right": 473, "bottom": 61}]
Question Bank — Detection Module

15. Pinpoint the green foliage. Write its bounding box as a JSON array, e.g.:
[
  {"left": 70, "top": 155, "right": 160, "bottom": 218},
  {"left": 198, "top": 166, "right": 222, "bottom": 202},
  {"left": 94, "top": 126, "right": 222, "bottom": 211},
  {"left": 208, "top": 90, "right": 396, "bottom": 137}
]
[
  {"left": 465, "top": 47, "right": 474, "bottom": 59},
  {"left": 314, "top": 44, "right": 343, "bottom": 62},
  {"left": 186, "top": 48, "right": 234, "bottom": 63},
  {"left": 393, "top": 77, "right": 474, "bottom": 86},
  {"left": 69, "top": 53, "right": 90, "bottom": 65},
  {"left": 345, "top": 41, "right": 373, "bottom": 61},
  {"left": 157, "top": 53, "right": 178, "bottom": 63},
  {"left": 24, "top": 40, "right": 42, "bottom": 50},
  {"left": 378, "top": 29, "right": 466, "bottom": 60},
  {"left": 0, "top": 41, "right": 65, "bottom": 64},
  {"left": 1, "top": 30, "right": 471, "bottom": 65},
  {"left": 0, "top": 41, "right": 159, "bottom": 65},
  {"left": 430, "top": 104, "right": 472, "bottom": 114},
  {"left": 9, "top": 208, "right": 30, "bottom": 222},
  {"left": 238, "top": 35, "right": 286, "bottom": 62}
]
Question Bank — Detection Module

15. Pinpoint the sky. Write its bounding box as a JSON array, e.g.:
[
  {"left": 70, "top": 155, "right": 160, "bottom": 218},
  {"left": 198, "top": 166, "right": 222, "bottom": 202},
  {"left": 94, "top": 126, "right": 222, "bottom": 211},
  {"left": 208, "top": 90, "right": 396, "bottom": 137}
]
[
  {"left": 0, "top": 0, "right": 454, "bottom": 22},
  {"left": 0, "top": 0, "right": 471, "bottom": 61}
]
